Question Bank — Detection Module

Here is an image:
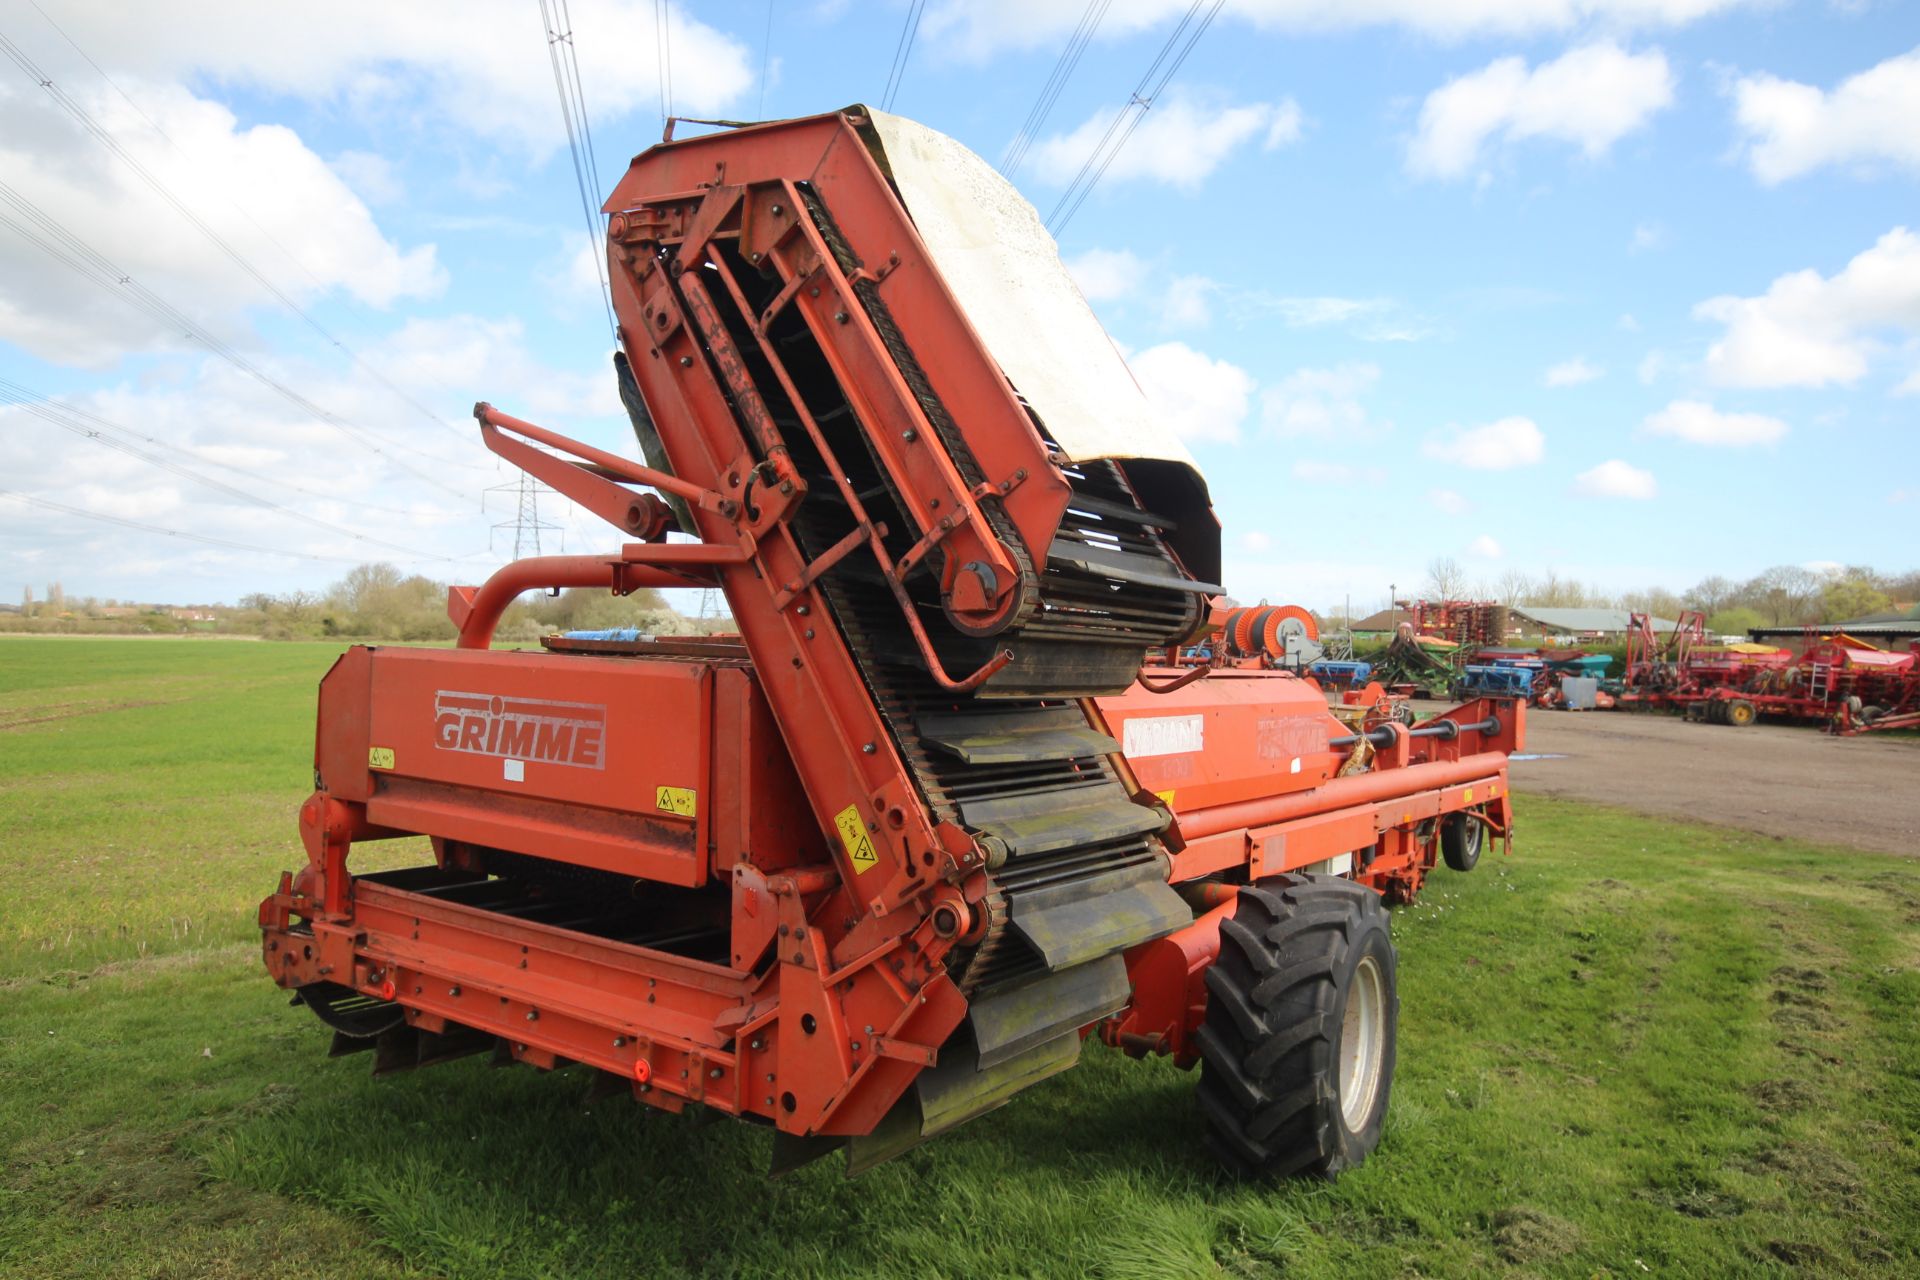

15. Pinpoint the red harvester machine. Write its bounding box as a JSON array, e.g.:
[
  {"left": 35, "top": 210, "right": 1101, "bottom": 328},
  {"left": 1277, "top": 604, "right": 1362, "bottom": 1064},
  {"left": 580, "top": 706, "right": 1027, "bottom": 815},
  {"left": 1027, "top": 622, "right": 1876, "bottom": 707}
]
[
  {"left": 1611, "top": 612, "right": 1917, "bottom": 733},
  {"left": 259, "top": 107, "right": 1521, "bottom": 1178}
]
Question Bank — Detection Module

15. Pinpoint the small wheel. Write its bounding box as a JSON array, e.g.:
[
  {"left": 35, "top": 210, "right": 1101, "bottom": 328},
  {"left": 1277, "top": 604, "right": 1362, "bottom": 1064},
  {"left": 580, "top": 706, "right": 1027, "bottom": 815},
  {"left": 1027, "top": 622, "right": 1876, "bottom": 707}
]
[
  {"left": 1706, "top": 699, "right": 1727, "bottom": 724},
  {"left": 1725, "top": 699, "right": 1757, "bottom": 727},
  {"left": 1441, "top": 811, "right": 1483, "bottom": 872},
  {"left": 1194, "top": 874, "right": 1398, "bottom": 1179}
]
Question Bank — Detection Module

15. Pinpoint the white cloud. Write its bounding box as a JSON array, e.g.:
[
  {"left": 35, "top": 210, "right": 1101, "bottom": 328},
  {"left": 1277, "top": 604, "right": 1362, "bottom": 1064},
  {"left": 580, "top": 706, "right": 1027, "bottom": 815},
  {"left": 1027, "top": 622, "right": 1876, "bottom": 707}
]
[
  {"left": 1162, "top": 275, "right": 1217, "bottom": 329},
  {"left": 1127, "top": 341, "right": 1254, "bottom": 443},
  {"left": 1261, "top": 362, "right": 1385, "bottom": 438},
  {"left": 1572, "top": 459, "right": 1658, "bottom": 499},
  {"left": 1642, "top": 399, "right": 1787, "bottom": 446},
  {"left": 1733, "top": 48, "right": 1920, "bottom": 184},
  {"left": 1630, "top": 221, "right": 1667, "bottom": 252},
  {"left": 1027, "top": 94, "right": 1304, "bottom": 190},
  {"left": 1421, "top": 416, "right": 1545, "bottom": 469},
  {"left": 1618, "top": 312, "right": 1641, "bottom": 331},
  {"left": 0, "top": 310, "right": 631, "bottom": 600},
  {"left": 924, "top": 2, "right": 1757, "bottom": 59},
  {"left": 332, "top": 150, "right": 404, "bottom": 205},
  {"left": 1544, "top": 356, "right": 1603, "bottom": 386},
  {"left": 1637, "top": 350, "right": 1668, "bottom": 383},
  {"left": 1240, "top": 530, "right": 1273, "bottom": 553},
  {"left": 0, "top": 79, "right": 443, "bottom": 365},
  {"left": 1467, "top": 534, "right": 1504, "bottom": 559},
  {"left": 1065, "top": 248, "right": 1145, "bottom": 302},
  {"left": 1428, "top": 487, "right": 1472, "bottom": 515},
  {"left": 12, "top": 2, "right": 753, "bottom": 153},
  {"left": 1695, "top": 227, "right": 1920, "bottom": 388},
  {"left": 1407, "top": 42, "right": 1675, "bottom": 180},
  {"left": 1231, "top": 293, "right": 1428, "bottom": 342}
]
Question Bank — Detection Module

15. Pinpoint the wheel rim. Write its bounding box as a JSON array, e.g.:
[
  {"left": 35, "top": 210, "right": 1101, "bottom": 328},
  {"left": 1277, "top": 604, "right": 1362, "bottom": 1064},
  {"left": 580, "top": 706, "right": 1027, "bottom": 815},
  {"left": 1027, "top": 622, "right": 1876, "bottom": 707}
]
[{"left": 1339, "top": 954, "right": 1387, "bottom": 1130}]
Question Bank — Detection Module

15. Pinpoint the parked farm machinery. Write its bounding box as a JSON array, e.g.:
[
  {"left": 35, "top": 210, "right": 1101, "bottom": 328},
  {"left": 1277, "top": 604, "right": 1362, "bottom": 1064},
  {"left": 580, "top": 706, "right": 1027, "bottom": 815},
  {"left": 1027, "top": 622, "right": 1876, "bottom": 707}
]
[
  {"left": 257, "top": 107, "right": 1522, "bottom": 1180},
  {"left": 1603, "top": 612, "right": 1918, "bottom": 734}
]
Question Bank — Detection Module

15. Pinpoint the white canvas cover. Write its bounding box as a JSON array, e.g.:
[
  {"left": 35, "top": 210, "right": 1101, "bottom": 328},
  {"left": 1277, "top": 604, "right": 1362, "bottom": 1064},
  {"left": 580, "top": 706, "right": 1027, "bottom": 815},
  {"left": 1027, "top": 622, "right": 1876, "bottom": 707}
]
[{"left": 863, "top": 110, "right": 1203, "bottom": 479}]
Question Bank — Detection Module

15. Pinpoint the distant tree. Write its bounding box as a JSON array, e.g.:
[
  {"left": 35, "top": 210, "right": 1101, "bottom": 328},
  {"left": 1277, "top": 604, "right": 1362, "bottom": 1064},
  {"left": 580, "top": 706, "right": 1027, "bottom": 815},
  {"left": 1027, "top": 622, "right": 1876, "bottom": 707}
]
[
  {"left": 1884, "top": 567, "right": 1920, "bottom": 605},
  {"left": 1525, "top": 568, "right": 1594, "bottom": 608},
  {"left": 1746, "top": 564, "right": 1822, "bottom": 626},
  {"left": 1496, "top": 568, "right": 1532, "bottom": 609},
  {"left": 1620, "top": 587, "right": 1684, "bottom": 620},
  {"left": 1707, "top": 606, "right": 1766, "bottom": 638},
  {"left": 1819, "top": 573, "right": 1892, "bottom": 624},
  {"left": 1685, "top": 574, "right": 1736, "bottom": 615},
  {"left": 1424, "top": 555, "right": 1468, "bottom": 601}
]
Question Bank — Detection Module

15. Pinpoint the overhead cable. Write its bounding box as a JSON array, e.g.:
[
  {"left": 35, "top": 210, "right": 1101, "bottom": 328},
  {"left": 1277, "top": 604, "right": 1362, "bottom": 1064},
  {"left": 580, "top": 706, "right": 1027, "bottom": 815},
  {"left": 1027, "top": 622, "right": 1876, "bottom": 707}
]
[
  {"left": 880, "top": 0, "right": 929, "bottom": 113},
  {"left": 0, "top": 178, "right": 490, "bottom": 498},
  {"left": 1001, "top": 0, "right": 1112, "bottom": 177},
  {"left": 0, "top": 380, "right": 464, "bottom": 561},
  {"left": 538, "top": 0, "right": 617, "bottom": 336},
  {"left": 1045, "top": 0, "right": 1226, "bottom": 235},
  {"left": 0, "top": 21, "right": 478, "bottom": 447}
]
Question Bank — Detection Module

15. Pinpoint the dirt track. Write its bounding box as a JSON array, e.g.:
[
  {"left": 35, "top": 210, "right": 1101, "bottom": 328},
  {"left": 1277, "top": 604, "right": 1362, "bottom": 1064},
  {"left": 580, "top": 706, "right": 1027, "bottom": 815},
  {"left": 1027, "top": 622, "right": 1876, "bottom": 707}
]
[{"left": 1496, "top": 707, "right": 1919, "bottom": 856}]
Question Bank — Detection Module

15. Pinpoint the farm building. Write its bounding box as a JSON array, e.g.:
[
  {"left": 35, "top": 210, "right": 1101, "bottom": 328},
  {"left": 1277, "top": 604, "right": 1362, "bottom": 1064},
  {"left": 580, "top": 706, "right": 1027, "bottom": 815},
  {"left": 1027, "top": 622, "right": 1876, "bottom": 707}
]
[
  {"left": 1507, "top": 607, "right": 1679, "bottom": 640},
  {"left": 1748, "top": 606, "right": 1920, "bottom": 648}
]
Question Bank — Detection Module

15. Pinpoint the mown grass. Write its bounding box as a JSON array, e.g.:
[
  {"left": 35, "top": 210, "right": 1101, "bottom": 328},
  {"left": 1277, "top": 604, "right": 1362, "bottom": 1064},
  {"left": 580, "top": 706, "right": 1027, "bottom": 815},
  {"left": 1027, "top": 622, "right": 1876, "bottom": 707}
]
[{"left": 2, "top": 638, "right": 1917, "bottom": 1278}]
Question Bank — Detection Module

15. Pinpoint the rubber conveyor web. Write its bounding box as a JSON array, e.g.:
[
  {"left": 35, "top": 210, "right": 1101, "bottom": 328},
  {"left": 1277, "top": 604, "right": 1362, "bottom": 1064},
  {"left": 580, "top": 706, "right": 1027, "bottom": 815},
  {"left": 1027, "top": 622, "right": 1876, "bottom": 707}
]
[{"left": 693, "top": 187, "right": 1211, "bottom": 1169}]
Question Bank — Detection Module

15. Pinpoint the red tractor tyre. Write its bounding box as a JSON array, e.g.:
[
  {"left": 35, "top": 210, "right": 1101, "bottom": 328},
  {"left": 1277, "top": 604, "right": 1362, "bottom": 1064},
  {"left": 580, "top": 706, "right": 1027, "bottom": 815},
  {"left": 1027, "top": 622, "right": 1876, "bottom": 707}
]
[{"left": 1194, "top": 874, "right": 1398, "bottom": 1179}]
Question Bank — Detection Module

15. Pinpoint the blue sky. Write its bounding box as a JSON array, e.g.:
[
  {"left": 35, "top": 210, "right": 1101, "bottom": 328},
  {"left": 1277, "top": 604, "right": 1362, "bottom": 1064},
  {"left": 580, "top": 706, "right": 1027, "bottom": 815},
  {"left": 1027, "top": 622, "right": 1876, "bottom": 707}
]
[{"left": 0, "top": 0, "right": 1914, "bottom": 614}]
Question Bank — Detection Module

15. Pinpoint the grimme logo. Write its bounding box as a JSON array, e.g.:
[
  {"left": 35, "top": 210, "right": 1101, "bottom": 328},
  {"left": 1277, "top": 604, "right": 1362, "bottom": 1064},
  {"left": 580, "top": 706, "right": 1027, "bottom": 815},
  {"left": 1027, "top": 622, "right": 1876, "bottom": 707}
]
[{"left": 433, "top": 690, "right": 607, "bottom": 769}]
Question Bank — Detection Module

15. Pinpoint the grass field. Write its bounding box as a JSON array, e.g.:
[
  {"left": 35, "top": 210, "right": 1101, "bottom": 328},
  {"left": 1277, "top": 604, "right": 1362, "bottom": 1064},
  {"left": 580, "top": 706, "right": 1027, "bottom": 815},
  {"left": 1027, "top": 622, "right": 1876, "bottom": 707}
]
[{"left": 2, "top": 638, "right": 1917, "bottom": 1278}]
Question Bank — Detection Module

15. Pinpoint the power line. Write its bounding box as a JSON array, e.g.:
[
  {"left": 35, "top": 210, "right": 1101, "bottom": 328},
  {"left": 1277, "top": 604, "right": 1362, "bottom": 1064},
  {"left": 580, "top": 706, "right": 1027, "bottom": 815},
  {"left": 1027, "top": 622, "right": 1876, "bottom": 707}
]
[
  {"left": 0, "top": 383, "right": 436, "bottom": 518},
  {"left": 538, "top": 0, "right": 617, "bottom": 337},
  {"left": 0, "top": 489, "right": 470, "bottom": 567},
  {"left": 0, "top": 176, "right": 491, "bottom": 498},
  {"left": 0, "top": 379, "right": 466, "bottom": 561},
  {"left": 1001, "top": 0, "right": 1112, "bottom": 177},
  {"left": 880, "top": 0, "right": 929, "bottom": 113},
  {"left": 1046, "top": 0, "right": 1226, "bottom": 236},
  {"left": 0, "top": 20, "right": 478, "bottom": 448},
  {"left": 654, "top": 0, "right": 674, "bottom": 123}
]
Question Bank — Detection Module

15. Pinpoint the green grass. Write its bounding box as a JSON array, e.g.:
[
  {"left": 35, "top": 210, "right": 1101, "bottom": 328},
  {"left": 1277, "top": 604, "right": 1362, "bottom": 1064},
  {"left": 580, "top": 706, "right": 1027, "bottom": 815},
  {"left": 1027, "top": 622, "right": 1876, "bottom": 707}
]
[{"left": 2, "top": 638, "right": 1917, "bottom": 1278}]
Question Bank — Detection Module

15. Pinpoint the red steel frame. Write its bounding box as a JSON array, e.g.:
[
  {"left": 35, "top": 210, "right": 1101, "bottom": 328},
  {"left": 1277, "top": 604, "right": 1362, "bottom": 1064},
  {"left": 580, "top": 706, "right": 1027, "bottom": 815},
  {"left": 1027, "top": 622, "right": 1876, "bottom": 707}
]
[{"left": 258, "top": 108, "right": 1521, "bottom": 1151}]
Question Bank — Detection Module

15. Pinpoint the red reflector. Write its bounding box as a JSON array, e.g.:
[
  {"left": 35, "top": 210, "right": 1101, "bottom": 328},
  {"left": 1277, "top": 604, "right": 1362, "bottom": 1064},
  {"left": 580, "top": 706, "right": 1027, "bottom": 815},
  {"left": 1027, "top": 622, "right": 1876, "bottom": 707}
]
[
  {"left": 377, "top": 979, "right": 396, "bottom": 1001},
  {"left": 632, "top": 1059, "right": 652, "bottom": 1084}
]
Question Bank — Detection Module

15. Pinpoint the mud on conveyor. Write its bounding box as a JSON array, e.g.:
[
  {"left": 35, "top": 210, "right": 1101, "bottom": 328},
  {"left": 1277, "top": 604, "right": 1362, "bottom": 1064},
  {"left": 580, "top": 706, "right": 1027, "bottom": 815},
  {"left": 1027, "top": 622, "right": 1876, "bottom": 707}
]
[{"left": 679, "top": 187, "right": 1219, "bottom": 1169}]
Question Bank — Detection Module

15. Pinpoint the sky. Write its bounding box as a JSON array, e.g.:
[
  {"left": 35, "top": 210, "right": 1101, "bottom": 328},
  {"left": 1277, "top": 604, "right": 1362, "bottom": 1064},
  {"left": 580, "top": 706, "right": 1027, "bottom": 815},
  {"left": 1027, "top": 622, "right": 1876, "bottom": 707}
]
[{"left": 0, "top": 0, "right": 1915, "bottom": 616}]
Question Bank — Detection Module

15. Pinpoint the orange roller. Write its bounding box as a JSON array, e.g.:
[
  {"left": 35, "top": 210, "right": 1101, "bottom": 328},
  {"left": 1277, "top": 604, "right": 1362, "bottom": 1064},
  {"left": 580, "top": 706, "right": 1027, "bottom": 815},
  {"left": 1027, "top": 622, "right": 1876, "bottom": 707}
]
[{"left": 1257, "top": 605, "right": 1319, "bottom": 658}]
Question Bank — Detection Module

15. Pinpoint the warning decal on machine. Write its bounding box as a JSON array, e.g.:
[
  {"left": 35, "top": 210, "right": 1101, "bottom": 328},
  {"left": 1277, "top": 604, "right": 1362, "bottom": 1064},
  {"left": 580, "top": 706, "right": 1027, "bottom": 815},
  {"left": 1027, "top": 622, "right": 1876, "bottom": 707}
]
[
  {"left": 833, "top": 803, "right": 879, "bottom": 873},
  {"left": 368, "top": 746, "right": 395, "bottom": 770},
  {"left": 655, "top": 786, "right": 697, "bottom": 818},
  {"left": 1122, "top": 713, "right": 1204, "bottom": 759}
]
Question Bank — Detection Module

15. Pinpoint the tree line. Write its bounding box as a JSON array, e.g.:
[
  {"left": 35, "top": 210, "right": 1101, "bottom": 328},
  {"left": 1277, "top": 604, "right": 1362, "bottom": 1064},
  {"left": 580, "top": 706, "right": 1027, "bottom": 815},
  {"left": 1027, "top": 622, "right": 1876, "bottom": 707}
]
[
  {"left": 1419, "top": 559, "right": 1918, "bottom": 637},
  {"left": 3, "top": 562, "right": 707, "bottom": 641}
]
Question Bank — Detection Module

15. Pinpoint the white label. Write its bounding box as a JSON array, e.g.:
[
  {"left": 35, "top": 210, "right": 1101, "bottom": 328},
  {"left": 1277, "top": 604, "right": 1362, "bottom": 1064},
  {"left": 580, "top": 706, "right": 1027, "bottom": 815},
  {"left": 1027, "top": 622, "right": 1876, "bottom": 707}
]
[
  {"left": 1122, "top": 714, "right": 1204, "bottom": 759},
  {"left": 502, "top": 758, "right": 525, "bottom": 782},
  {"left": 1290, "top": 757, "right": 1302, "bottom": 774}
]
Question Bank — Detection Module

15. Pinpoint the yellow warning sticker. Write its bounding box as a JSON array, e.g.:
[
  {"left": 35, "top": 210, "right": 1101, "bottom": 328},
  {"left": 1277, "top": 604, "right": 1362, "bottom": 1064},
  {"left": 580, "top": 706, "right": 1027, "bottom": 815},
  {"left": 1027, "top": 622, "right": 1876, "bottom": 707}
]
[
  {"left": 655, "top": 786, "right": 697, "bottom": 818},
  {"left": 834, "top": 803, "right": 879, "bottom": 873},
  {"left": 1464, "top": 787, "right": 1475, "bottom": 804},
  {"left": 368, "top": 746, "right": 395, "bottom": 770},
  {"left": 1154, "top": 789, "right": 1177, "bottom": 807}
]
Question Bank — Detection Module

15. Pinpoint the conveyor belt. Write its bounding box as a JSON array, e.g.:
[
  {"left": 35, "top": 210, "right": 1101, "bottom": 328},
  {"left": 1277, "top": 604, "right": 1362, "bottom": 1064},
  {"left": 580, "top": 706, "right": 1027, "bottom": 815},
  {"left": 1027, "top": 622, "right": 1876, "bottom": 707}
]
[{"left": 669, "top": 189, "right": 1216, "bottom": 1166}]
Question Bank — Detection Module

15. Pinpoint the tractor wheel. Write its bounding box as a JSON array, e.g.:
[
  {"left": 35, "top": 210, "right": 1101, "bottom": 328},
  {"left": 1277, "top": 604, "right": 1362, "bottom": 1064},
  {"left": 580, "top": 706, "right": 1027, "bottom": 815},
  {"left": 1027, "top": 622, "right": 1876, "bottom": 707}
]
[
  {"left": 1441, "top": 811, "right": 1483, "bottom": 872},
  {"left": 1725, "top": 699, "right": 1757, "bottom": 728},
  {"left": 1705, "top": 699, "right": 1727, "bottom": 725},
  {"left": 1194, "top": 875, "right": 1398, "bottom": 1179}
]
